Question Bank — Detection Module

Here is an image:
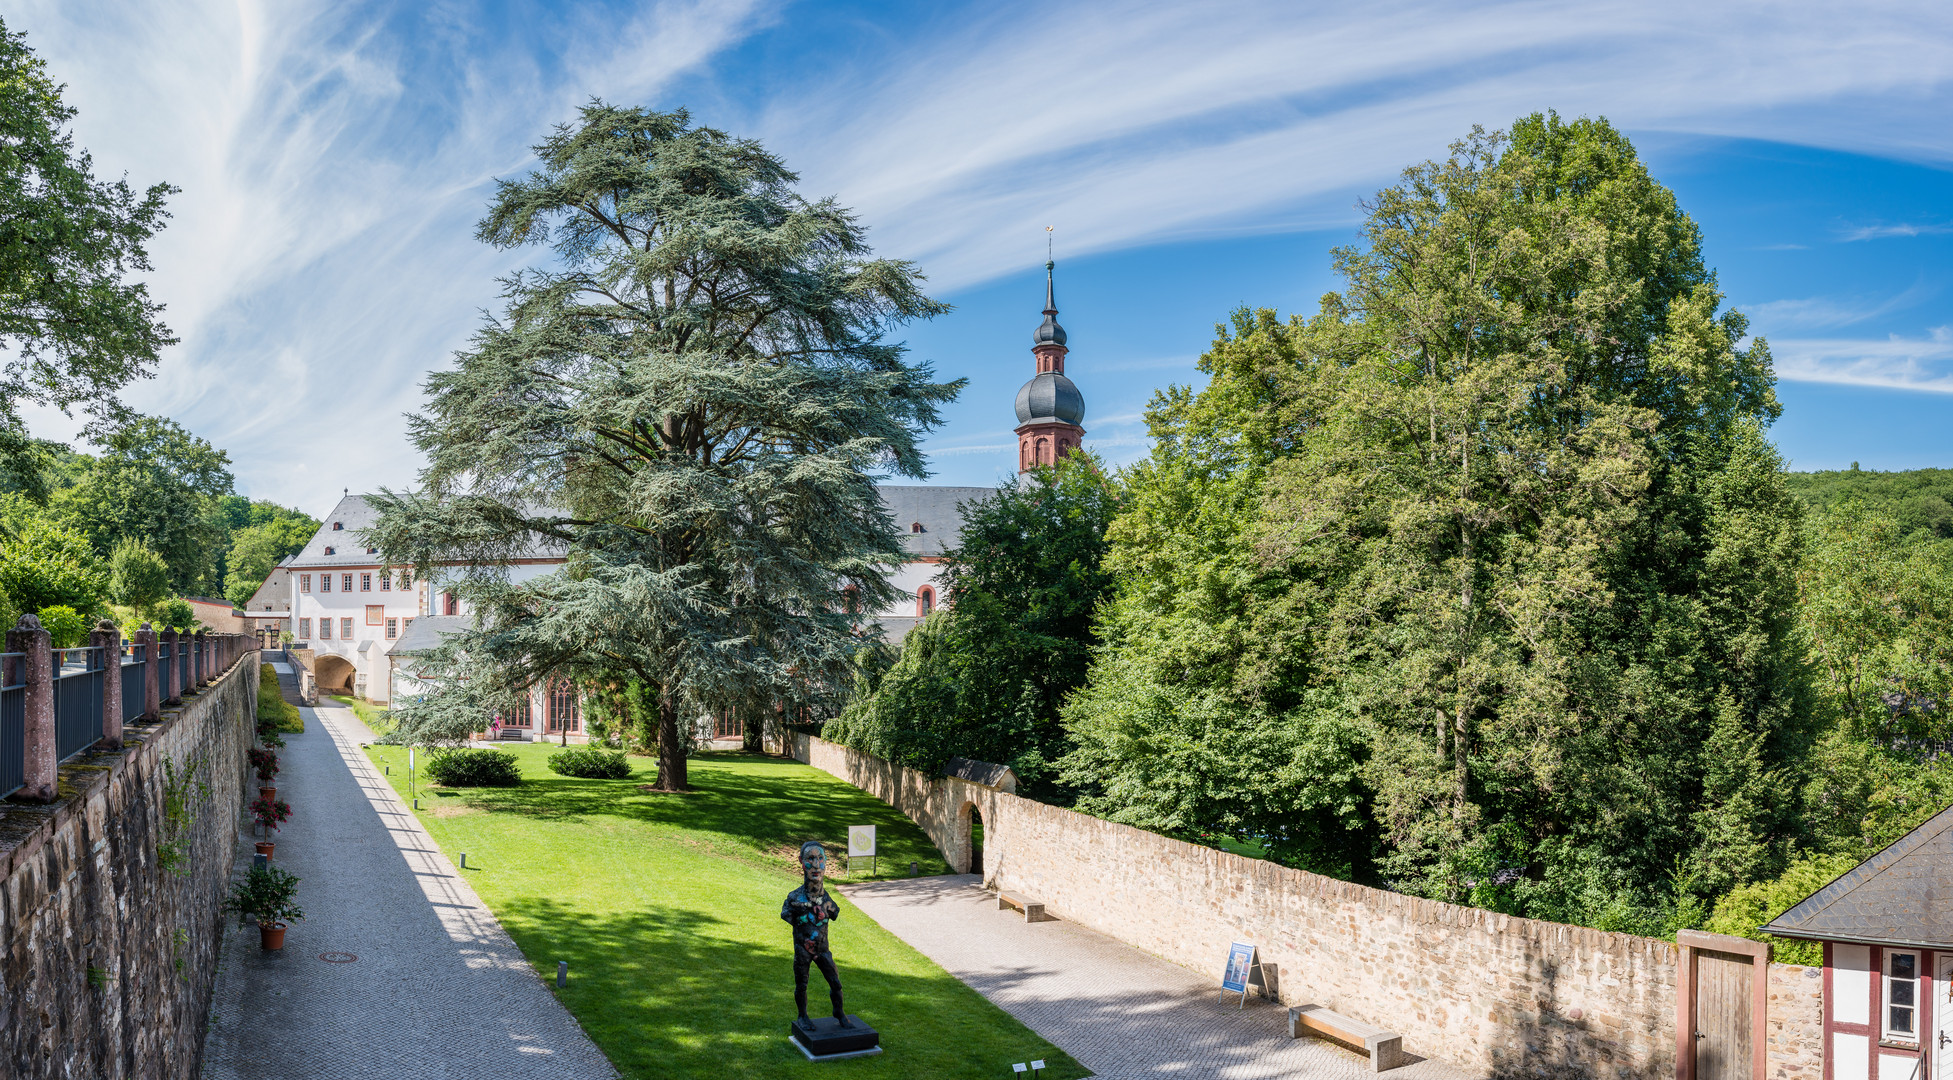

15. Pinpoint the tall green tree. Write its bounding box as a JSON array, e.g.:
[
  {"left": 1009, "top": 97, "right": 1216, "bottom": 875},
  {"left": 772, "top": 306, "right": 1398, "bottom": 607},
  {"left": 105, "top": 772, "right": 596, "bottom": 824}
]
[
  {"left": 1065, "top": 115, "right": 1810, "bottom": 927},
  {"left": 0, "top": 19, "right": 175, "bottom": 496},
  {"left": 52, "top": 417, "right": 234, "bottom": 593},
  {"left": 827, "top": 454, "right": 1120, "bottom": 794},
  {"left": 108, "top": 538, "right": 170, "bottom": 613},
  {"left": 222, "top": 507, "right": 320, "bottom": 606},
  {"left": 370, "top": 104, "right": 961, "bottom": 790}
]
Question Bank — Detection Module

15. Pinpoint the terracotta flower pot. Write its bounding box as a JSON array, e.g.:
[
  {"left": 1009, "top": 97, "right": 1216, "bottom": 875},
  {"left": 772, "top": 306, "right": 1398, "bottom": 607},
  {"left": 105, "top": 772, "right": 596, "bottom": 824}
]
[
  {"left": 259, "top": 786, "right": 276, "bottom": 802},
  {"left": 259, "top": 922, "right": 287, "bottom": 951},
  {"left": 254, "top": 841, "right": 274, "bottom": 859}
]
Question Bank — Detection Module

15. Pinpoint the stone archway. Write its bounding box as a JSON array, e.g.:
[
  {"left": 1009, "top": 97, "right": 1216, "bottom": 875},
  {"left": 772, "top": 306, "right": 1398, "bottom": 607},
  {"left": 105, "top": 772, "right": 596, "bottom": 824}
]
[{"left": 314, "top": 654, "right": 356, "bottom": 695}]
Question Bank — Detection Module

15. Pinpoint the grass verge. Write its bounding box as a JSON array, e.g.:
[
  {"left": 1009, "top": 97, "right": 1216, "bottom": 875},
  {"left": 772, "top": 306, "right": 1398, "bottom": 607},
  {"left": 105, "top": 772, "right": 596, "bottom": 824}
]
[
  {"left": 257, "top": 664, "right": 302, "bottom": 733},
  {"left": 361, "top": 743, "right": 1084, "bottom": 1080}
]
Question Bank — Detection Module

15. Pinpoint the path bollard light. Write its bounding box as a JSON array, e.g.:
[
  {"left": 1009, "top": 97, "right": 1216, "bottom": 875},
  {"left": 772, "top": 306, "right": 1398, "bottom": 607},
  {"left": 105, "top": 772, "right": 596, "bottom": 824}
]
[
  {"left": 910, "top": 861, "right": 918, "bottom": 877},
  {"left": 460, "top": 852, "right": 468, "bottom": 869},
  {"left": 557, "top": 960, "right": 567, "bottom": 988}
]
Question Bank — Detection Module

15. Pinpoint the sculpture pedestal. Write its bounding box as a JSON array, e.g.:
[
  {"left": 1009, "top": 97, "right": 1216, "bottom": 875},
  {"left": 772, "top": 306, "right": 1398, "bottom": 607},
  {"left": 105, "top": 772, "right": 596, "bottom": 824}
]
[{"left": 788, "top": 1015, "right": 882, "bottom": 1060}]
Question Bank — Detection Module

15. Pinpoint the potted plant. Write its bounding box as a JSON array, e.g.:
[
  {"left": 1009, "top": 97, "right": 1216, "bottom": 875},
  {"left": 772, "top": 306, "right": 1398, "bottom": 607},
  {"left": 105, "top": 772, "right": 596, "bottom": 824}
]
[
  {"left": 248, "top": 748, "right": 279, "bottom": 801},
  {"left": 258, "top": 724, "right": 285, "bottom": 750},
  {"left": 250, "top": 796, "right": 291, "bottom": 834},
  {"left": 225, "top": 864, "right": 303, "bottom": 950}
]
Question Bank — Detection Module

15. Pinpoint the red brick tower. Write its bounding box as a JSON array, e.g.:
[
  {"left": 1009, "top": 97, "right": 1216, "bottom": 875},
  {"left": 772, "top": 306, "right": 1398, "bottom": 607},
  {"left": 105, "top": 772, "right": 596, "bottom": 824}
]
[{"left": 1013, "top": 259, "right": 1086, "bottom": 470}]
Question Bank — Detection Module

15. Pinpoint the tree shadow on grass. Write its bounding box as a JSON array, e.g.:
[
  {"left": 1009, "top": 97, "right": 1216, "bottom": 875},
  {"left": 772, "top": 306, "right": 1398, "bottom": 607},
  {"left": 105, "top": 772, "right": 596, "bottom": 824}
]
[
  {"left": 450, "top": 752, "right": 952, "bottom": 876},
  {"left": 498, "top": 896, "right": 1086, "bottom": 1080}
]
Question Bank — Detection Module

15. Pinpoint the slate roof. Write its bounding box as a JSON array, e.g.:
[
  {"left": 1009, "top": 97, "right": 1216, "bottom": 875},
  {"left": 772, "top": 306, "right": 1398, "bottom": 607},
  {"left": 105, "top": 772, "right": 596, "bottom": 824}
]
[
  {"left": 944, "top": 756, "right": 1018, "bottom": 793},
  {"left": 1763, "top": 800, "right": 1953, "bottom": 949},
  {"left": 389, "top": 615, "right": 469, "bottom": 656},
  {"left": 878, "top": 485, "right": 994, "bottom": 557},
  {"left": 286, "top": 494, "right": 567, "bottom": 569}
]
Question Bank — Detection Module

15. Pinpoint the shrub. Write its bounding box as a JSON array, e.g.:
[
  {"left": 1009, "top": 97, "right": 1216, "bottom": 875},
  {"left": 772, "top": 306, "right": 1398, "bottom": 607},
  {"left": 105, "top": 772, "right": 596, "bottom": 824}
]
[
  {"left": 424, "top": 749, "right": 522, "bottom": 787},
  {"left": 36, "top": 605, "right": 88, "bottom": 649},
  {"left": 548, "top": 747, "right": 633, "bottom": 779},
  {"left": 152, "top": 598, "right": 195, "bottom": 631},
  {"left": 257, "top": 664, "right": 302, "bottom": 733},
  {"left": 1701, "top": 850, "right": 1859, "bottom": 966}
]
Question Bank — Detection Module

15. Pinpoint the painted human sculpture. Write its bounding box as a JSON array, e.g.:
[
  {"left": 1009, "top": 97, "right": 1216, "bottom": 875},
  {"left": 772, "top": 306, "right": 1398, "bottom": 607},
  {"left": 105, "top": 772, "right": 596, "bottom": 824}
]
[{"left": 782, "top": 840, "right": 850, "bottom": 1028}]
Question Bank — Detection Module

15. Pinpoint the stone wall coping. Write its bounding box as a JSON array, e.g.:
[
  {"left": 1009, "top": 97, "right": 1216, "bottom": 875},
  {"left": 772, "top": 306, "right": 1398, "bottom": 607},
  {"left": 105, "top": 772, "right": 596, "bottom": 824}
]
[{"left": 0, "top": 651, "right": 257, "bottom": 886}]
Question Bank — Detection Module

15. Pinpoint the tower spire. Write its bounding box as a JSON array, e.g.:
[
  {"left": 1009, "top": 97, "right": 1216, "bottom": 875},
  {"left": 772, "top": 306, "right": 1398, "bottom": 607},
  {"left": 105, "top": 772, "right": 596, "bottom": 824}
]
[{"left": 1044, "top": 227, "right": 1057, "bottom": 313}]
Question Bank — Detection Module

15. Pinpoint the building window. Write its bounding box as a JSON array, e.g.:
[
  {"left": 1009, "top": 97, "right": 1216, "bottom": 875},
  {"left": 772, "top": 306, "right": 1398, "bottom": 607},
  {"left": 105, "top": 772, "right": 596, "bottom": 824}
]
[
  {"left": 367, "top": 604, "right": 384, "bottom": 626},
  {"left": 910, "top": 522, "right": 924, "bottom": 533},
  {"left": 317, "top": 619, "right": 330, "bottom": 640},
  {"left": 300, "top": 574, "right": 311, "bottom": 593},
  {"left": 323, "top": 546, "right": 335, "bottom": 556},
  {"left": 298, "top": 618, "right": 311, "bottom": 638},
  {"left": 342, "top": 574, "right": 354, "bottom": 592},
  {"left": 366, "top": 546, "right": 377, "bottom": 554},
  {"left": 400, "top": 569, "right": 413, "bottom": 587},
  {"left": 385, "top": 618, "right": 398, "bottom": 640},
  {"left": 1885, "top": 950, "right": 1918, "bottom": 1038},
  {"left": 917, "top": 586, "right": 935, "bottom": 617},
  {"left": 332, "top": 522, "right": 343, "bottom": 530},
  {"left": 361, "top": 573, "right": 372, "bottom": 591},
  {"left": 548, "top": 678, "right": 580, "bottom": 733},
  {"left": 379, "top": 572, "right": 391, "bottom": 592},
  {"left": 320, "top": 574, "right": 331, "bottom": 592},
  {"left": 443, "top": 593, "right": 458, "bottom": 616},
  {"left": 341, "top": 617, "right": 354, "bottom": 639}
]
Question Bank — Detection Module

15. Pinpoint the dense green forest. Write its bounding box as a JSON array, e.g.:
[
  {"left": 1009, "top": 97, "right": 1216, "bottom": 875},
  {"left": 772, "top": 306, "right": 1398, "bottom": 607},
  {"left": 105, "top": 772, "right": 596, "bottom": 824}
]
[{"left": 831, "top": 114, "right": 1953, "bottom": 958}]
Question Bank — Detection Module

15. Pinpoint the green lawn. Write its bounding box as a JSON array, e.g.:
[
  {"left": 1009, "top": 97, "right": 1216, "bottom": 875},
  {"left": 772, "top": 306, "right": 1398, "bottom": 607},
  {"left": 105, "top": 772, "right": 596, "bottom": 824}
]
[{"left": 360, "top": 744, "right": 1085, "bottom": 1080}]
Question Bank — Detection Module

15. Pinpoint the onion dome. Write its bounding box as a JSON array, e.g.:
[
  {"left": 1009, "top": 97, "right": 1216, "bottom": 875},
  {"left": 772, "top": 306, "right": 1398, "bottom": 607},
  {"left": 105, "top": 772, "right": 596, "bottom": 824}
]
[
  {"left": 1031, "top": 260, "right": 1067, "bottom": 347},
  {"left": 1015, "top": 371, "right": 1086, "bottom": 425}
]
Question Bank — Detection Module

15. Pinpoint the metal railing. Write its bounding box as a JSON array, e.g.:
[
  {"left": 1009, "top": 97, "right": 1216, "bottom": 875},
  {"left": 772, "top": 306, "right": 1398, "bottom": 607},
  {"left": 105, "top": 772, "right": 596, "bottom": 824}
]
[
  {"left": 0, "top": 652, "right": 23, "bottom": 800},
  {"left": 176, "top": 638, "right": 190, "bottom": 697},
  {"left": 54, "top": 646, "right": 106, "bottom": 763},
  {"left": 120, "top": 642, "right": 147, "bottom": 725}
]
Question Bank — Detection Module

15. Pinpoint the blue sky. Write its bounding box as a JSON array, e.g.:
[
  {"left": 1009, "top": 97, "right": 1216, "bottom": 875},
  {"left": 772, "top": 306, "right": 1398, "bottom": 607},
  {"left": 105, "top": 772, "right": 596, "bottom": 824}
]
[{"left": 12, "top": 0, "right": 1953, "bottom": 510}]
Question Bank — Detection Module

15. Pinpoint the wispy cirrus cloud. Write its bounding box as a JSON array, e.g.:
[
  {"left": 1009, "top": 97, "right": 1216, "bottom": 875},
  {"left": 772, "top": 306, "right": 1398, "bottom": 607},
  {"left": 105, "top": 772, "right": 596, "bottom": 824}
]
[
  {"left": 1840, "top": 222, "right": 1953, "bottom": 241},
  {"left": 1747, "top": 282, "right": 1935, "bottom": 330},
  {"left": 11, "top": 0, "right": 1953, "bottom": 507},
  {"left": 1771, "top": 327, "right": 1953, "bottom": 393}
]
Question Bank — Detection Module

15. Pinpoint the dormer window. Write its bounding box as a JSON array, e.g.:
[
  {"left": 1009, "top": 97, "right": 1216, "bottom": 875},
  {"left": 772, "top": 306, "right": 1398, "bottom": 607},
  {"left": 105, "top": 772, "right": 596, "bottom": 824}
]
[
  {"left": 366, "top": 547, "right": 377, "bottom": 554},
  {"left": 323, "top": 546, "right": 335, "bottom": 556},
  {"left": 910, "top": 522, "right": 924, "bottom": 533},
  {"left": 332, "top": 522, "right": 343, "bottom": 531}
]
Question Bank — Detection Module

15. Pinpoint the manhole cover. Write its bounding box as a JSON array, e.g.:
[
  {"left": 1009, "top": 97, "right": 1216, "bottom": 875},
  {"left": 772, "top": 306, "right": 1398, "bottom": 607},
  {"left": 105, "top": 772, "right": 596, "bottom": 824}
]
[{"left": 318, "top": 952, "right": 358, "bottom": 964}]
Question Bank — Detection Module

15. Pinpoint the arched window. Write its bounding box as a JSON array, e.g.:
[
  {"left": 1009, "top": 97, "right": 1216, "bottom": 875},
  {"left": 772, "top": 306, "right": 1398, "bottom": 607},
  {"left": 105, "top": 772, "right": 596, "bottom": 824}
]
[
  {"left": 547, "top": 678, "right": 580, "bottom": 734},
  {"left": 841, "top": 585, "right": 861, "bottom": 615},
  {"left": 917, "top": 586, "right": 935, "bottom": 617},
  {"left": 1036, "top": 437, "right": 1049, "bottom": 463},
  {"left": 910, "top": 522, "right": 924, "bottom": 534}
]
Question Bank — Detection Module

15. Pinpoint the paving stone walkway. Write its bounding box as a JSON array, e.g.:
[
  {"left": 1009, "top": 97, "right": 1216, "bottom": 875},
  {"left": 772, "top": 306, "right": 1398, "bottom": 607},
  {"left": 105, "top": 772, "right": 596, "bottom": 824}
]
[
  {"left": 201, "top": 699, "right": 617, "bottom": 1079},
  {"left": 841, "top": 876, "right": 1479, "bottom": 1080}
]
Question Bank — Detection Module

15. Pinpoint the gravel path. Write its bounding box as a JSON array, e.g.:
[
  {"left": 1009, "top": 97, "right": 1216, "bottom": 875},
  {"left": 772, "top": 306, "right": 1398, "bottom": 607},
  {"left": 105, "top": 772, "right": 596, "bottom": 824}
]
[
  {"left": 200, "top": 700, "right": 617, "bottom": 1079},
  {"left": 841, "top": 876, "right": 1478, "bottom": 1080}
]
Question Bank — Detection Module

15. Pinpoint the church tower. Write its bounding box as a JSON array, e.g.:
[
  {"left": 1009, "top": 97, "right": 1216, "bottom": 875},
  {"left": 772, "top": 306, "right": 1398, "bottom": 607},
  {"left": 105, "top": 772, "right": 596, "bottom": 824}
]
[{"left": 1013, "top": 259, "right": 1086, "bottom": 470}]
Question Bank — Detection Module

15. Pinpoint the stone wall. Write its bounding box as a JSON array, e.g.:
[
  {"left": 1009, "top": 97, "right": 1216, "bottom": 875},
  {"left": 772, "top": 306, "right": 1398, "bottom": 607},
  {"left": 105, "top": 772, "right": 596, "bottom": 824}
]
[
  {"left": 795, "top": 734, "right": 1824, "bottom": 1079},
  {"left": 1766, "top": 963, "right": 1823, "bottom": 1080},
  {"left": 0, "top": 651, "right": 259, "bottom": 1080}
]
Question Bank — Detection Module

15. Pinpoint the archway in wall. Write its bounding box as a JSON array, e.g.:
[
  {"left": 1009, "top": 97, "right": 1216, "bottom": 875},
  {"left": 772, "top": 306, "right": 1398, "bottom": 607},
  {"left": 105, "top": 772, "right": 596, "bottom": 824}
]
[
  {"left": 314, "top": 654, "right": 356, "bottom": 695},
  {"left": 969, "top": 804, "right": 984, "bottom": 876}
]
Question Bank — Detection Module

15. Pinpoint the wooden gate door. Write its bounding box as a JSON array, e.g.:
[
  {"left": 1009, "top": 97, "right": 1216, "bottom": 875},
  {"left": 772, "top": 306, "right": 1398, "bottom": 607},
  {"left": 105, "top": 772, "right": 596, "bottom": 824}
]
[{"left": 1676, "top": 930, "right": 1770, "bottom": 1080}]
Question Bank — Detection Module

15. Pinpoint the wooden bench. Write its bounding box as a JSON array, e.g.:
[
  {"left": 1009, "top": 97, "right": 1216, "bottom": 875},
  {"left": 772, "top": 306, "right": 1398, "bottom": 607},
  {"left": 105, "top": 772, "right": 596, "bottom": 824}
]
[
  {"left": 996, "top": 891, "right": 1048, "bottom": 922},
  {"left": 1288, "top": 1004, "right": 1406, "bottom": 1073}
]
